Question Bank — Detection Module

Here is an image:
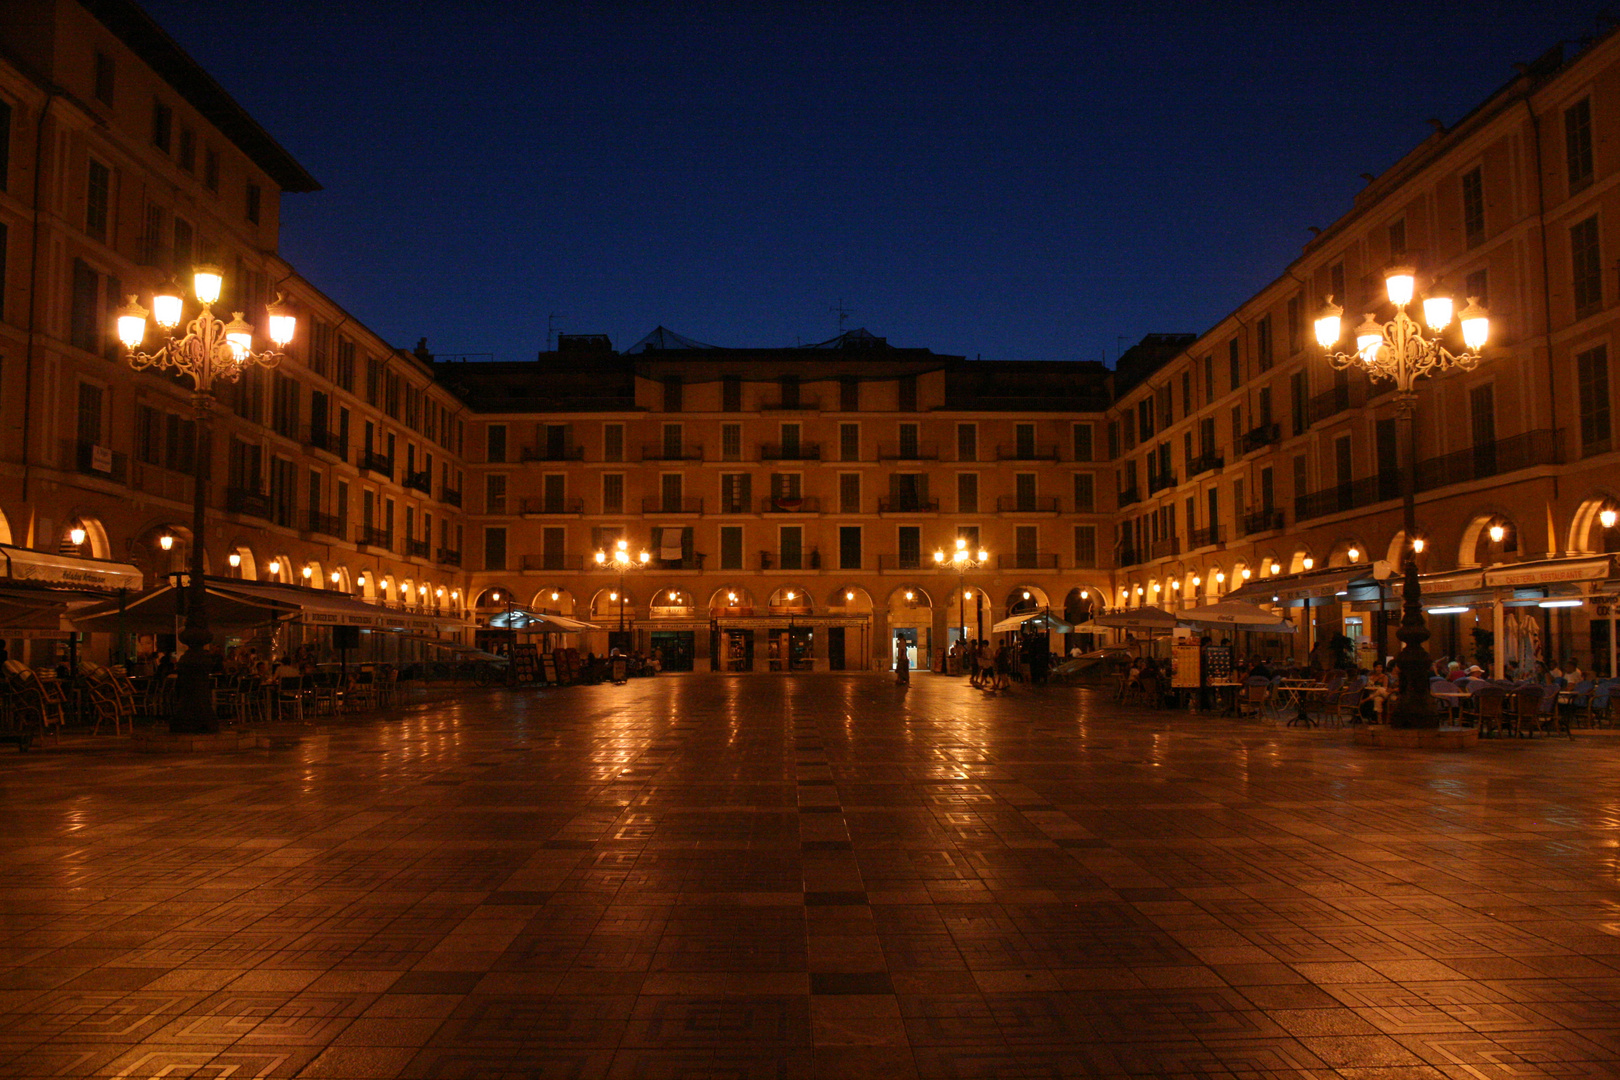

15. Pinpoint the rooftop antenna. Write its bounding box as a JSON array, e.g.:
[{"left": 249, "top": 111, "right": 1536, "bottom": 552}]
[
  {"left": 546, "top": 312, "right": 567, "bottom": 352},
  {"left": 830, "top": 299, "right": 854, "bottom": 333}
]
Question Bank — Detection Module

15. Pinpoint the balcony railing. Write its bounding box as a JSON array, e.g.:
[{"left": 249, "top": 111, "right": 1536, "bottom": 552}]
[
  {"left": 761, "top": 496, "right": 821, "bottom": 513},
  {"left": 1146, "top": 470, "right": 1178, "bottom": 495},
  {"left": 441, "top": 486, "right": 462, "bottom": 507},
  {"left": 642, "top": 497, "right": 704, "bottom": 514},
  {"left": 877, "top": 442, "right": 939, "bottom": 461},
  {"left": 759, "top": 549, "right": 819, "bottom": 571},
  {"left": 74, "top": 441, "right": 128, "bottom": 482},
  {"left": 1413, "top": 429, "right": 1561, "bottom": 493},
  {"left": 997, "top": 552, "right": 1059, "bottom": 570},
  {"left": 878, "top": 497, "right": 939, "bottom": 513},
  {"left": 225, "top": 487, "right": 269, "bottom": 519},
  {"left": 1307, "top": 381, "right": 1368, "bottom": 426},
  {"left": 1295, "top": 476, "right": 1382, "bottom": 522},
  {"left": 760, "top": 398, "right": 820, "bottom": 412},
  {"left": 308, "top": 427, "right": 346, "bottom": 461},
  {"left": 996, "top": 443, "right": 1059, "bottom": 461},
  {"left": 307, "top": 509, "right": 345, "bottom": 539},
  {"left": 357, "top": 526, "right": 393, "bottom": 549},
  {"left": 360, "top": 450, "right": 393, "bottom": 478},
  {"left": 436, "top": 547, "right": 461, "bottom": 567},
  {"left": 405, "top": 538, "right": 431, "bottom": 559},
  {"left": 1117, "top": 546, "right": 1145, "bottom": 567},
  {"left": 642, "top": 443, "right": 703, "bottom": 461},
  {"left": 521, "top": 444, "right": 585, "bottom": 462},
  {"left": 995, "top": 495, "right": 1059, "bottom": 513},
  {"left": 1242, "top": 508, "right": 1285, "bottom": 535},
  {"left": 1240, "top": 423, "right": 1280, "bottom": 453},
  {"left": 716, "top": 498, "right": 751, "bottom": 514},
  {"left": 520, "top": 552, "right": 584, "bottom": 571},
  {"left": 1150, "top": 538, "right": 1180, "bottom": 560},
  {"left": 760, "top": 443, "right": 821, "bottom": 461},
  {"left": 877, "top": 554, "right": 926, "bottom": 571},
  {"left": 520, "top": 497, "right": 584, "bottom": 515},
  {"left": 652, "top": 554, "right": 707, "bottom": 570},
  {"left": 1189, "top": 526, "right": 1222, "bottom": 549},
  {"left": 1187, "top": 452, "right": 1223, "bottom": 477},
  {"left": 1117, "top": 487, "right": 1141, "bottom": 507},
  {"left": 403, "top": 470, "right": 432, "bottom": 494}
]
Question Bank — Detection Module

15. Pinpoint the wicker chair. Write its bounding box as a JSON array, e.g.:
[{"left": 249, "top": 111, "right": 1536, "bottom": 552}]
[{"left": 1472, "top": 686, "right": 1508, "bottom": 736}]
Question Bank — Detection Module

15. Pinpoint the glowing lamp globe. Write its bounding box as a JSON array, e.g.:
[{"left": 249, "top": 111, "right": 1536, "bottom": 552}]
[
  {"left": 265, "top": 294, "right": 296, "bottom": 346},
  {"left": 1314, "top": 297, "right": 1343, "bottom": 349},
  {"left": 1302, "top": 557, "right": 1314, "bottom": 570},
  {"left": 1602, "top": 508, "right": 1619, "bottom": 530},
  {"left": 192, "top": 265, "right": 223, "bottom": 305},
  {"left": 1489, "top": 523, "right": 1506, "bottom": 543},
  {"left": 1422, "top": 287, "right": 1454, "bottom": 331},
  {"left": 158, "top": 533, "right": 175, "bottom": 551},
  {"left": 1355, "top": 315, "right": 1383, "bottom": 364},
  {"left": 1384, "top": 266, "right": 1416, "bottom": 307},
  {"left": 153, "top": 282, "right": 185, "bottom": 329},
  {"left": 69, "top": 526, "right": 87, "bottom": 546},
  {"left": 116, "top": 297, "right": 149, "bottom": 348},
  {"left": 228, "top": 552, "right": 241, "bottom": 568},
  {"left": 1459, "top": 298, "right": 1489, "bottom": 351},
  {"left": 1347, "top": 547, "right": 1360, "bottom": 562},
  {"left": 224, "top": 313, "right": 253, "bottom": 359}
]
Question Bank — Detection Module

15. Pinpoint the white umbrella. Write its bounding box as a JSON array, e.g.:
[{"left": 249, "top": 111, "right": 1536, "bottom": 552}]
[
  {"left": 1179, "top": 600, "right": 1297, "bottom": 633},
  {"left": 1091, "top": 608, "right": 1182, "bottom": 631},
  {"left": 990, "top": 610, "right": 1074, "bottom": 633}
]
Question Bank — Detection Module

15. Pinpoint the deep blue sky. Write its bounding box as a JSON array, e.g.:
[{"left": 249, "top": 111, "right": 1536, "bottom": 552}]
[{"left": 144, "top": 1, "right": 1597, "bottom": 364}]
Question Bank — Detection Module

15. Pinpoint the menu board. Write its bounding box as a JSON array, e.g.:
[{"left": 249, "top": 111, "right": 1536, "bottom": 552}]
[
  {"left": 1172, "top": 639, "right": 1202, "bottom": 689},
  {"left": 1204, "top": 645, "right": 1233, "bottom": 682},
  {"left": 510, "top": 643, "right": 540, "bottom": 684}
]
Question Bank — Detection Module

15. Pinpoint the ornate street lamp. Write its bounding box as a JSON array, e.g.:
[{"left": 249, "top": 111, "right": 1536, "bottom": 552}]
[
  {"left": 933, "top": 537, "right": 989, "bottom": 649},
  {"left": 1316, "top": 269, "right": 1489, "bottom": 727},
  {"left": 115, "top": 266, "right": 294, "bottom": 732},
  {"left": 594, "top": 538, "right": 650, "bottom": 649}
]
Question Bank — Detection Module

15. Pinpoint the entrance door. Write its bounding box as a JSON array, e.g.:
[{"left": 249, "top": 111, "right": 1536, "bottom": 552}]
[
  {"left": 828, "top": 626, "right": 846, "bottom": 670},
  {"left": 789, "top": 628, "right": 814, "bottom": 671},
  {"left": 650, "top": 630, "right": 694, "bottom": 671},
  {"left": 895, "top": 627, "right": 918, "bottom": 671}
]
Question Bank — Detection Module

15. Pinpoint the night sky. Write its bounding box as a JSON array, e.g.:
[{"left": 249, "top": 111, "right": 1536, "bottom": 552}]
[{"left": 143, "top": 0, "right": 1596, "bottom": 365}]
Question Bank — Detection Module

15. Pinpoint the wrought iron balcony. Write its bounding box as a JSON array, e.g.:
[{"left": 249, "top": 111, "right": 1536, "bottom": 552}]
[
  {"left": 1306, "top": 381, "right": 1368, "bottom": 426},
  {"left": 642, "top": 496, "right": 704, "bottom": 514},
  {"left": 440, "top": 486, "right": 462, "bottom": 507},
  {"left": 877, "top": 554, "right": 926, "bottom": 571},
  {"left": 1187, "top": 452, "right": 1223, "bottom": 477},
  {"left": 996, "top": 443, "right": 1059, "bottom": 461},
  {"left": 357, "top": 526, "right": 393, "bottom": 549},
  {"left": 360, "top": 450, "right": 393, "bottom": 478},
  {"left": 1117, "top": 487, "right": 1142, "bottom": 508},
  {"left": 521, "top": 444, "right": 585, "bottom": 462},
  {"left": 1150, "top": 538, "right": 1181, "bottom": 560},
  {"left": 1147, "top": 470, "right": 1178, "bottom": 495},
  {"left": 641, "top": 443, "right": 704, "bottom": 461},
  {"left": 1240, "top": 423, "right": 1280, "bottom": 453},
  {"left": 877, "top": 442, "right": 939, "bottom": 461},
  {"left": 1294, "top": 477, "right": 1382, "bottom": 522},
  {"left": 225, "top": 487, "right": 269, "bottom": 518},
  {"left": 1242, "top": 508, "right": 1285, "bottom": 535},
  {"left": 306, "top": 510, "right": 345, "bottom": 539},
  {"left": 405, "top": 538, "right": 431, "bottom": 559},
  {"left": 520, "top": 497, "right": 584, "bottom": 515},
  {"left": 74, "top": 440, "right": 128, "bottom": 482},
  {"left": 760, "top": 443, "right": 821, "bottom": 461},
  {"left": 1413, "top": 429, "right": 1561, "bottom": 493},
  {"left": 1117, "top": 546, "right": 1145, "bottom": 567},
  {"left": 995, "top": 495, "right": 1059, "bottom": 513},
  {"left": 878, "top": 497, "right": 938, "bottom": 513},
  {"left": 761, "top": 496, "right": 821, "bottom": 513},
  {"left": 1189, "top": 525, "right": 1222, "bottom": 549},
  {"left": 308, "top": 427, "right": 346, "bottom": 461},
  {"left": 403, "top": 470, "right": 432, "bottom": 494},
  {"left": 997, "top": 552, "right": 1059, "bottom": 570},
  {"left": 436, "top": 547, "right": 461, "bottom": 566}
]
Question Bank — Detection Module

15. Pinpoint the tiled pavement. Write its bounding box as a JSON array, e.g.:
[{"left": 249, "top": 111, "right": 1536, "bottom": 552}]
[{"left": 2, "top": 675, "right": 1620, "bottom": 1078}]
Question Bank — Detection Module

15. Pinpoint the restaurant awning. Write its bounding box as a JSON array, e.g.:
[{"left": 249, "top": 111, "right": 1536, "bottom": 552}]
[
  {"left": 72, "top": 577, "right": 466, "bottom": 634},
  {"left": 1178, "top": 600, "right": 1297, "bottom": 632},
  {"left": 713, "top": 615, "right": 870, "bottom": 629},
  {"left": 0, "top": 544, "right": 143, "bottom": 591},
  {"left": 488, "top": 607, "right": 602, "bottom": 632},
  {"left": 990, "top": 610, "right": 1074, "bottom": 633},
  {"left": 1482, "top": 555, "right": 1614, "bottom": 590},
  {"left": 1225, "top": 567, "right": 1368, "bottom": 606},
  {"left": 1090, "top": 608, "right": 1179, "bottom": 631}
]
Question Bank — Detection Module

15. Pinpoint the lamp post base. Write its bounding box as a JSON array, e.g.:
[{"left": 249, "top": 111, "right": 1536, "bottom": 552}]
[
  {"left": 1389, "top": 560, "right": 1439, "bottom": 730},
  {"left": 169, "top": 646, "right": 219, "bottom": 734}
]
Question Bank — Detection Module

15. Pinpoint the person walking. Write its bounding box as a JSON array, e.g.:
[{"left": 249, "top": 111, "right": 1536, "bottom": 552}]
[{"left": 895, "top": 634, "right": 911, "bottom": 687}]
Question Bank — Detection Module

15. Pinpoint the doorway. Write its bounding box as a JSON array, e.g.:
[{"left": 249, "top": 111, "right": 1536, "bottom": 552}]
[{"left": 650, "top": 630, "right": 694, "bottom": 672}]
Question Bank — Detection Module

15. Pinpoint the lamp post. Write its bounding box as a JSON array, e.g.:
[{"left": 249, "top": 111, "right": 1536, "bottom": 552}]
[
  {"left": 1316, "top": 269, "right": 1489, "bottom": 727},
  {"left": 933, "top": 537, "right": 988, "bottom": 653},
  {"left": 594, "top": 538, "right": 650, "bottom": 652},
  {"left": 115, "top": 267, "right": 294, "bottom": 732}
]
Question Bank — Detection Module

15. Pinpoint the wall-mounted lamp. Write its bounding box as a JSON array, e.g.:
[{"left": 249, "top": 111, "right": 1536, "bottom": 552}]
[{"left": 159, "top": 533, "right": 175, "bottom": 551}]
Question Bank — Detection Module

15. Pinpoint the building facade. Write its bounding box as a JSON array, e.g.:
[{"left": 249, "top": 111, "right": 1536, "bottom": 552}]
[{"left": 2, "top": 0, "right": 1618, "bottom": 675}]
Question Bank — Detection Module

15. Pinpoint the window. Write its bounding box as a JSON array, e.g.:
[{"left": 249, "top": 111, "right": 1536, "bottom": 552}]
[
  {"left": 93, "top": 52, "right": 114, "bottom": 105},
  {"left": 1334, "top": 436, "right": 1353, "bottom": 486},
  {"left": 840, "top": 473, "right": 860, "bottom": 513},
  {"left": 271, "top": 373, "right": 300, "bottom": 438},
  {"left": 899, "top": 422, "right": 919, "bottom": 458},
  {"left": 542, "top": 528, "right": 566, "bottom": 570},
  {"left": 0, "top": 103, "right": 8, "bottom": 193},
  {"left": 780, "top": 422, "right": 801, "bottom": 457},
  {"left": 721, "top": 473, "right": 751, "bottom": 513},
  {"left": 1137, "top": 398, "right": 1154, "bottom": 440},
  {"left": 777, "top": 375, "right": 800, "bottom": 409},
  {"left": 1073, "top": 525, "right": 1097, "bottom": 568},
  {"left": 178, "top": 128, "right": 195, "bottom": 173},
  {"left": 839, "top": 527, "right": 862, "bottom": 569},
  {"left": 1260, "top": 467, "right": 1275, "bottom": 512},
  {"left": 957, "top": 473, "right": 978, "bottom": 513},
  {"left": 1572, "top": 215, "right": 1602, "bottom": 319},
  {"left": 204, "top": 148, "right": 219, "bottom": 191},
  {"left": 135, "top": 405, "right": 160, "bottom": 464},
  {"left": 897, "top": 375, "right": 918, "bottom": 412},
  {"left": 1465, "top": 268, "right": 1489, "bottom": 309},
  {"left": 167, "top": 415, "right": 197, "bottom": 473},
  {"left": 662, "top": 423, "right": 683, "bottom": 459},
  {"left": 1256, "top": 314, "right": 1273, "bottom": 370},
  {"left": 269, "top": 457, "right": 296, "bottom": 527},
  {"left": 1228, "top": 338, "right": 1240, "bottom": 389},
  {"left": 1015, "top": 472, "right": 1037, "bottom": 512},
  {"left": 152, "top": 99, "right": 172, "bottom": 152},
  {"left": 336, "top": 337, "right": 355, "bottom": 390},
  {"left": 1286, "top": 296, "right": 1303, "bottom": 356},
  {"left": 1330, "top": 262, "right": 1346, "bottom": 304},
  {"left": 720, "top": 526, "right": 743, "bottom": 569},
  {"left": 1292, "top": 455, "right": 1308, "bottom": 501},
  {"left": 603, "top": 473, "right": 624, "bottom": 513},
  {"left": 76, "top": 382, "right": 103, "bottom": 447},
  {"left": 840, "top": 423, "right": 859, "bottom": 461},
  {"left": 897, "top": 526, "right": 920, "bottom": 568},
  {"left": 173, "top": 216, "right": 193, "bottom": 268},
  {"left": 721, "top": 423, "right": 741, "bottom": 461},
  {"left": 86, "top": 161, "right": 110, "bottom": 241},
  {"left": 1230, "top": 404, "right": 1243, "bottom": 448},
  {"left": 1181, "top": 371, "right": 1191, "bottom": 418},
  {"left": 779, "top": 526, "right": 803, "bottom": 570},
  {"left": 1462, "top": 166, "right": 1485, "bottom": 247},
  {"left": 542, "top": 474, "right": 566, "bottom": 513},
  {"left": 840, "top": 377, "right": 859, "bottom": 411},
  {"left": 1291, "top": 371, "right": 1308, "bottom": 436},
  {"left": 1016, "top": 422, "right": 1036, "bottom": 458},
  {"left": 484, "top": 527, "right": 507, "bottom": 571},
  {"left": 70, "top": 258, "right": 101, "bottom": 352},
  {"left": 1577, "top": 345, "right": 1612, "bottom": 455},
  {"left": 722, "top": 376, "right": 741, "bottom": 412},
  {"left": 1258, "top": 386, "right": 1272, "bottom": 428},
  {"left": 245, "top": 183, "right": 261, "bottom": 225},
  {"left": 1388, "top": 217, "right": 1406, "bottom": 258},
  {"left": 1072, "top": 423, "right": 1092, "bottom": 462},
  {"left": 1566, "top": 97, "right": 1594, "bottom": 192},
  {"left": 486, "top": 424, "right": 507, "bottom": 463},
  {"left": 957, "top": 423, "right": 977, "bottom": 461},
  {"left": 1122, "top": 411, "right": 1136, "bottom": 451},
  {"left": 603, "top": 423, "right": 624, "bottom": 462},
  {"left": 1073, "top": 473, "right": 1094, "bottom": 512},
  {"left": 662, "top": 376, "right": 682, "bottom": 411},
  {"left": 485, "top": 474, "right": 506, "bottom": 514},
  {"left": 661, "top": 473, "right": 684, "bottom": 512}
]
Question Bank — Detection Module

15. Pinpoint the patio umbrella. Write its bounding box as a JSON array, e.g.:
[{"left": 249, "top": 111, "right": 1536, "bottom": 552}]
[
  {"left": 1091, "top": 608, "right": 1182, "bottom": 631},
  {"left": 1178, "top": 600, "right": 1297, "bottom": 633},
  {"left": 990, "top": 610, "right": 1074, "bottom": 633}
]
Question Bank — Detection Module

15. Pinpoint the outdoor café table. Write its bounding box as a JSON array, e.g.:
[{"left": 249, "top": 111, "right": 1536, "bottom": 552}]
[
  {"left": 1205, "top": 680, "right": 1243, "bottom": 716},
  {"left": 1430, "top": 683, "right": 1466, "bottom": 722},
  {"left": 1278, "top": 679, "right": 1331, "bottom": 726}
]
